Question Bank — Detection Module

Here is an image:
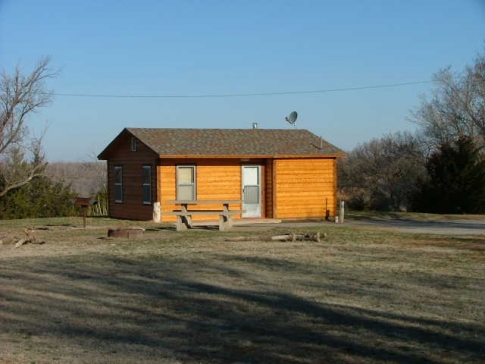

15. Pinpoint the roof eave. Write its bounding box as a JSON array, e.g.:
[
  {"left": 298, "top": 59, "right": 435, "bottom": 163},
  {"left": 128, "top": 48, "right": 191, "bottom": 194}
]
[
  {"left": 97, "top": 128, "right": 130, "bottom": 160},
  {"left": 158, "top": 153, "right": 346, "bottom": 159},
  {"left": 97, "top": 128, "right": 159, "bottom": 160}
]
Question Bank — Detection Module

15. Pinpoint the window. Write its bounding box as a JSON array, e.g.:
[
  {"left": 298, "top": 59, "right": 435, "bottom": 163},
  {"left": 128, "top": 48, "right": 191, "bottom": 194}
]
[
  {"left": 142, "top": 165, "right": 152, "bottom": 205},
  {"left": 177, "top": 165, "right": 196, "bottom": 200},
  {"left": 114, "top": 166, "right": 123, "bottom": 203},
  {"left": 131, "top": 137, "right": 137, "bottom": 152}
]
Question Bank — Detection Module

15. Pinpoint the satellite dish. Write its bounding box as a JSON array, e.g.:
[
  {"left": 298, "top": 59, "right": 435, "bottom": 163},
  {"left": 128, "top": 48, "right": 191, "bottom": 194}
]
[{"left": 285, "top": 111, "right": 298, "bottom": 127}]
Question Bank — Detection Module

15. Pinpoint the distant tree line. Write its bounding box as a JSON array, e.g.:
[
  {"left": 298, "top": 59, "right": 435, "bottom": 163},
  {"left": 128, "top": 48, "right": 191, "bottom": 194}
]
[
  {"left": 46, "top": 161, "right": 108, "bottom": 217},
  {"left": 339, "top": 52, "right": 485, "bottom": 214},
  {"left": 0, "top": 161, "right": 107, "bottom": 219}
]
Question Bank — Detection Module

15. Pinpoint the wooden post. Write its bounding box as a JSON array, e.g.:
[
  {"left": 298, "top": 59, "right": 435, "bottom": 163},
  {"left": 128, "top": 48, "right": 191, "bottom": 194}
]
[
  {"left": 74, "top": 197, "right": 92, "bottom": 228},
  {"left": 339, "top": 200, "right": 345, "bottom": 224}
]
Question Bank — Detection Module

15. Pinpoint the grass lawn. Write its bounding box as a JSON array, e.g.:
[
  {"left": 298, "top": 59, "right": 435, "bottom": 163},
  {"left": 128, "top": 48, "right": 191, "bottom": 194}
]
[{"left": 0, "top": 217, "right": 483, "bottom": 363}]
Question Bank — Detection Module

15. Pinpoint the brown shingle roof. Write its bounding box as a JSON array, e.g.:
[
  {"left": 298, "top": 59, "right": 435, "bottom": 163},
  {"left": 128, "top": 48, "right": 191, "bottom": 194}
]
[
  {"left": 100, "top": 128, "right": 345, "bottom": 158},
  {"left": 130, "top": 128, "right": 344, "bottom": 157}
]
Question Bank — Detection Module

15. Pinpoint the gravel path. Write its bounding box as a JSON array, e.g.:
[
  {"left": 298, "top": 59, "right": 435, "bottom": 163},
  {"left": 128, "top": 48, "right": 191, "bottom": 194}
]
[{"left": 233, "top": 217, "right": 485, "bottom": 235}]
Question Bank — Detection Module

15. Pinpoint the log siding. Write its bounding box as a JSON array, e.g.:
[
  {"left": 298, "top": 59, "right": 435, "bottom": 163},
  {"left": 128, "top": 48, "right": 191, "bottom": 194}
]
[
  {"left": 273, "top": 159, "right": 336, "bottom": 219},
  {"left": 160, "top": 159, "right": 244, "bottom": 222}
]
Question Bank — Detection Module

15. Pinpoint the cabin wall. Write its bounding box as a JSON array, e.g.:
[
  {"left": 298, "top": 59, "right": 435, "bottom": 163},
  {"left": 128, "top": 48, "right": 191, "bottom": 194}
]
[
  {"left": 160, "top": 159, "right": 245, "bottom": 222},
  {"left": 264, "top": 159, "right": 274, "bottom": 218},
  {"left": 273, "top": 158, "right": 337, "bottom": 219},
  {"left": 104, "top": 140, "right": 338, "bottom": 222},
  {"left": 106, "top": 134, "right": 159, "bottom": 220}
]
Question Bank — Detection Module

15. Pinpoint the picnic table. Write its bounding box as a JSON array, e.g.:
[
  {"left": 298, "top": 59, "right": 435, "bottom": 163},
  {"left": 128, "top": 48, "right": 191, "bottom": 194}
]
[{"left": 164, "top": 200, "right": 244, "bottom": 231}]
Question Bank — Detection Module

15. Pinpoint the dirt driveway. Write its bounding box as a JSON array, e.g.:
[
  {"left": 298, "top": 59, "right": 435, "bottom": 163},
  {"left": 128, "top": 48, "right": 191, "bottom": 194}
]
[{"left": 344, "top": 217, "right": 485, "bottom": 235}]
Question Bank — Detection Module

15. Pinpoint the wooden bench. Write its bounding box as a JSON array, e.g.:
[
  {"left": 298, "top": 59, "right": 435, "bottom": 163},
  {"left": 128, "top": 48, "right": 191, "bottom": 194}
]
[{"left": 164, "top": 200, "right": 243, "bottom": 231}]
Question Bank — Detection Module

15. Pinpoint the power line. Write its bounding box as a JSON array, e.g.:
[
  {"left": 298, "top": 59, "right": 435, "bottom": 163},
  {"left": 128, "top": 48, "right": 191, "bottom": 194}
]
[{"left": 52, "top": 80, "right": 431, "bottom": 99}]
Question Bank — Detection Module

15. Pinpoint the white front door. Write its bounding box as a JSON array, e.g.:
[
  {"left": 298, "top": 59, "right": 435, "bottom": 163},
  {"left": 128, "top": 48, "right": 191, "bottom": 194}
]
[{"left": 242, "top": 166, "right": 261, "bottom": 218}]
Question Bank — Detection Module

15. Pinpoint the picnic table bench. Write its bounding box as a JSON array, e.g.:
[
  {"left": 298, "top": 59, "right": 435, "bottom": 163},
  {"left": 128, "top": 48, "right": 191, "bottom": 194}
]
[{"left": 164, "top": 200, "right": 244, "bottom": 231}]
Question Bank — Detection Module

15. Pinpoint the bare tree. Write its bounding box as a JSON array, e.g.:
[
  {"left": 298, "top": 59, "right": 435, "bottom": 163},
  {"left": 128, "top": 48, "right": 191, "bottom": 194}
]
[
  {"left": 411, "top": 53, "right": 485, "bottom": 149},
  {"left": 0, "top": 57, "right": 56, "bottom": 197},
  {"left": 339, "top": 132, "right": 427, "bottom": 211}
]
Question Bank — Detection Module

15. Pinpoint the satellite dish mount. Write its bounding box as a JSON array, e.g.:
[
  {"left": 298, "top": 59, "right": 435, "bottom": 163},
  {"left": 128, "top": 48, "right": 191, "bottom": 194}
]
[{"left": 285, "top": 111, "right": 298, "bottom": 128}]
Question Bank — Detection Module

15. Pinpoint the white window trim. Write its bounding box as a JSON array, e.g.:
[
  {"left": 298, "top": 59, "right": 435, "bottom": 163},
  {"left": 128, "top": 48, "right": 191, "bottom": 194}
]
[
  {"left": 131, "top": 137, "right": 137, "bottom": 152},
  {"left": 176, "top": 165, "right": 196, "bottom": 200}
]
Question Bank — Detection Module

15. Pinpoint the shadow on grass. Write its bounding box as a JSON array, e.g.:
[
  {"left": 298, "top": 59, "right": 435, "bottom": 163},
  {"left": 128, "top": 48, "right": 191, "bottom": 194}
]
[
  {"left": 0, "top": 254, "right": 483, "bottom": 364},
  {"left": 145, "top": 226, "right": 177, "bottom": 232}
]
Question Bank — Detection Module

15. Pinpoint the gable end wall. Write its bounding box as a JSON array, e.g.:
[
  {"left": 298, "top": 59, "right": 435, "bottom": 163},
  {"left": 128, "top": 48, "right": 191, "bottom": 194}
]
[{"left": 106, "top": 134, "right": 159, "bottom": 220}]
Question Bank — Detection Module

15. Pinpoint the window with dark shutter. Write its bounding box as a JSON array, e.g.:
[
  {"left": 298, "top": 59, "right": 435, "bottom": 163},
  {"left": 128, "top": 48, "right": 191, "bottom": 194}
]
[
  {"left": 142, "top": 166, "right": 152, "bottom": 204},
  {"left": 114, "top": 166, "right": 123, "bottom": 203}
]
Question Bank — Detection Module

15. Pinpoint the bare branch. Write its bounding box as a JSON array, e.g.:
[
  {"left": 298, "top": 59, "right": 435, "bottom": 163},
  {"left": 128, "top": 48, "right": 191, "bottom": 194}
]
[
  {"left": 410, "top": 53, "right": 485, "bottom": 149},
  {"left": 0, "top": 57, "right": 56, "bottom": 197},
  {"left": 339, "top": 131, "right": 426, "bottom": 211}
]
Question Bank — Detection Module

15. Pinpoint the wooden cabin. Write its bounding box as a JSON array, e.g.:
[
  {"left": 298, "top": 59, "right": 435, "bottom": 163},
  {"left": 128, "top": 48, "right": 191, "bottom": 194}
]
[{"left": 97, "top": 128, "right": 345, "bottom": 222}]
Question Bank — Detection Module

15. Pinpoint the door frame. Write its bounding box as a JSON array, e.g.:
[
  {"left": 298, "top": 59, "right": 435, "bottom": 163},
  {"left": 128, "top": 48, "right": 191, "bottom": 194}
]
[{"left": 241, "top": 165, "right": 262, "bottom": 218}]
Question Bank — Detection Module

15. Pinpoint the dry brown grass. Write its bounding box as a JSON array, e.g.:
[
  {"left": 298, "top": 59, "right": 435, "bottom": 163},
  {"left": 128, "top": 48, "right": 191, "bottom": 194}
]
[{"left": 0, "top": 217, "right": 483, "bottom": 363}]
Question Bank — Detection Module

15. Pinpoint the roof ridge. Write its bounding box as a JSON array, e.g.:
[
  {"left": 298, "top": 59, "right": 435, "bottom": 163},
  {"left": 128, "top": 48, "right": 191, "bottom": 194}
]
[{"left": 127, "top": 127, "right": 311, "bottom": 131}]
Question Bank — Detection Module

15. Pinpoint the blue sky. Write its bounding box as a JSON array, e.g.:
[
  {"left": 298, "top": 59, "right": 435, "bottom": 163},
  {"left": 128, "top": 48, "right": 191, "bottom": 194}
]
[{"left": 1, "top": 0, "right": 484, "bottom": 161}]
